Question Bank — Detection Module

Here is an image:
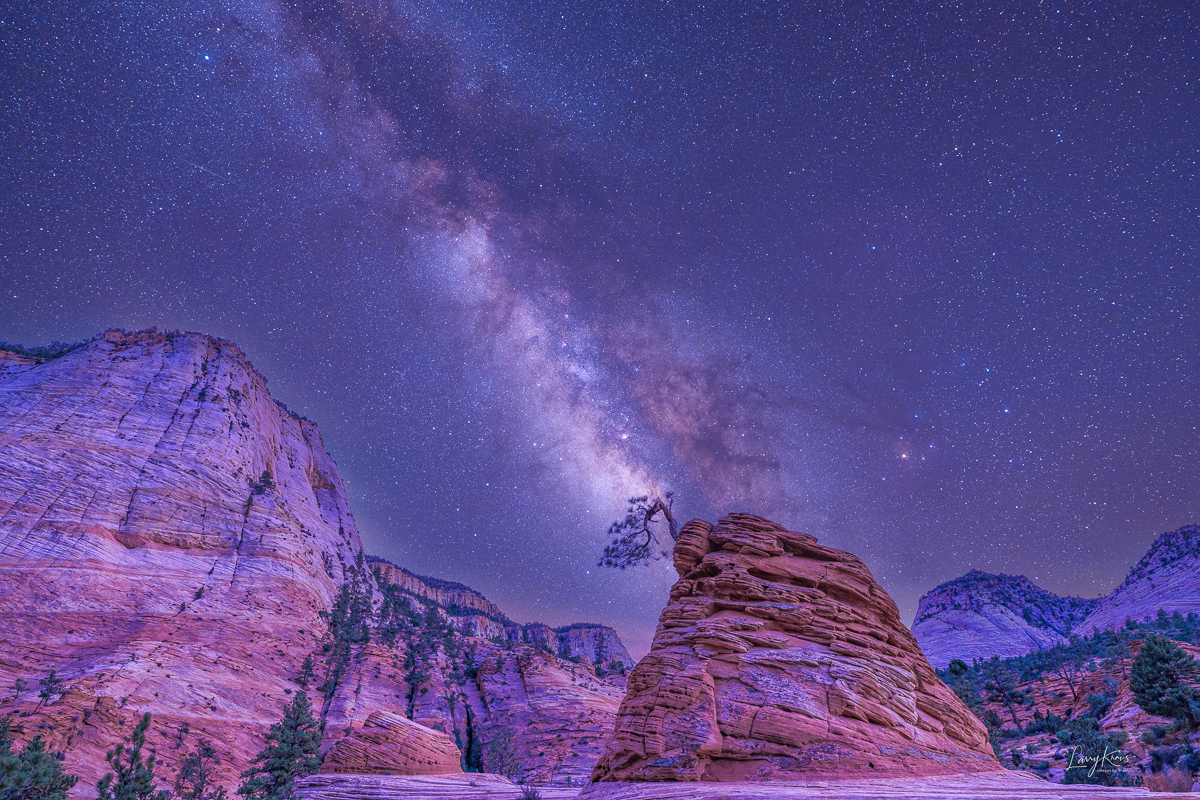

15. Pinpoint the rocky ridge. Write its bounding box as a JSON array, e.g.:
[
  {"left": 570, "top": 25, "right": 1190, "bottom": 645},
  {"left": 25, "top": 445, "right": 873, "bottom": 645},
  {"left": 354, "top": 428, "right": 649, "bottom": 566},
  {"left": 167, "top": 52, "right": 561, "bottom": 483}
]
[
  {"left": 369, "top": 557, "right": 633, "bottom": 666},
  {"left": 591, "top": 513, "right": 999, "bottom": 783},
  {"left": 1077, "top": 526, "right": 1200, "bottom": 636},
  {"left": 914, "top": 526, "right": 1200, "bottom": 667},
  {"left": 0, "top": 330, "right": 632, "bottom": 795},
  {"left": 912, "top": 571, "right": 1100, "bottom": 668}
]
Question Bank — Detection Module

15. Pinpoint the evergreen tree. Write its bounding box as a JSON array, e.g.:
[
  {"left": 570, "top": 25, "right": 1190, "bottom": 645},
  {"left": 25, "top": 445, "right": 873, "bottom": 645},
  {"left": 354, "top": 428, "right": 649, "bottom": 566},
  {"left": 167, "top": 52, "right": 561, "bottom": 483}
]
[
  {"left": 980, "top": 659, "right": 1026, "bottom": 729},
  {"left": 1131, "top": 633, "right": 1200, "bottom": 729},
  {"left": 173, "top": 739, "right": 227, "bottom": 800},
  {"left": 33, "top": 674, "right": 63, "bottom": 713},
  {"left": 236, "top": 692, "right": 321, "bottom": 800},
  {"left": 95, "top": 714, "right": 168, "bottom": 800},
  {"left": 0, "top": 714, "right": 78, "bottom": 800},
  {"left": 599, "top": 493, "right": 678, "bottom": 569}
]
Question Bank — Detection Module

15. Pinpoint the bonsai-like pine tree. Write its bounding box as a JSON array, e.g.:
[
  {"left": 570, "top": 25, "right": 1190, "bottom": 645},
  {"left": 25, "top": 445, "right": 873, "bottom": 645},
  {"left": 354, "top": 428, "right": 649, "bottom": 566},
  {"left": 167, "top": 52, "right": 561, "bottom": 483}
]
[
  {"left": 96, "top": 713, "right": 169, "bottom": 800},
  {"left": 598, "top": 493, "right": 678, "bottom": 569},
  {"left": 173, "top": 739, "right": 227, "bottom": 800},
  {"left": 1131, "top": 633, "right": 1199, "bottom": 729},
  {"left": 0, "top": 714, "right": 79, "bottom": 800},
  {"left": 236, "top": 692, "right": 321, "bottom": 800}
]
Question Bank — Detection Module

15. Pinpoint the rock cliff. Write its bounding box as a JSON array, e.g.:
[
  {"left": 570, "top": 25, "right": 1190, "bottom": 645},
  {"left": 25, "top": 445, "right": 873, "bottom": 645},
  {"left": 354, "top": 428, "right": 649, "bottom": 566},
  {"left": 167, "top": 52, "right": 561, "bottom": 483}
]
[
  {"left": 914, "top": 526, "right": 1200, "bottom": 666},
  {"left": 591, "top": 513, "right": 999, "bottom": 783},
  {"left": 320, "top": 712, "right": 463, "bottom": 775},
  {"left": 0, "top": 330, "right": 632, "bottom": 794},
  {"left": 0, "top": 329, "right": 359, "bottom": 793},
  {"left": 911, "top": 571, "right": 1099, "bottom": 668},
  {"left": 1077, "top": 526, "right": 1200, "bottom": 636},
  {"left": 369, "top": 557, "right": 634, "bottom": 668}
]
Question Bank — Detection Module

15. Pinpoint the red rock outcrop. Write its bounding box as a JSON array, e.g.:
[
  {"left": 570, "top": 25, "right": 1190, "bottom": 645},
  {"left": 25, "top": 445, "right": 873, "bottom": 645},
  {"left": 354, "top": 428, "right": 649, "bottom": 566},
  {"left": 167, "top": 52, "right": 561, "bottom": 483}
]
[
  {"left": 0, "top": 330, "right": 634, "bottom": 793},
  {"left": 0, "top": 329, "right": 361, "bottom": 793},
  {"left": 591, "top": 513, "right": 999, "bottom": 783},
  {"left": 321, "top": 712, "right": 463, "bottom": 775}
]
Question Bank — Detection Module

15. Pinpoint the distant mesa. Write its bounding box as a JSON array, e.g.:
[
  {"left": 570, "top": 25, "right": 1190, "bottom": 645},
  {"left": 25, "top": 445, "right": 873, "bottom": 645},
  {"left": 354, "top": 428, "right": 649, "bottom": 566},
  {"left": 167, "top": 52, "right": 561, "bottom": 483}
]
[
  {"left": 913, "top": 525, "right": 1200, "bottom": 668},
  {"left": 590, "top": 513, "right": 999, "bottom": 784}
]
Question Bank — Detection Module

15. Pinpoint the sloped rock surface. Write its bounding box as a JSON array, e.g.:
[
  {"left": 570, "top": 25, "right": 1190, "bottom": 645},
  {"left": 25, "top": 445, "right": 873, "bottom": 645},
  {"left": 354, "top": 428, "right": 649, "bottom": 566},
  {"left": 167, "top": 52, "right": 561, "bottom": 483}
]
[
  {"left": 1078, "top": 526, "right": 1200, "bottom": 635},
  {"left": 591, "top": 513, "right": 999, "bottom": 783},
  {"left": 321, "top": 711, "right": 463, "bottom": 775},
  {"left": 912, "top": 571, "right": 1099, "bottom": 668},
  {"left": 0, "top": 330, "right": 633, "bottom": 794},
  {"left": 913, "top": 526, "right": 1200, "bottom": 665},
  {"left": 0, "top": 329, "right": 361, "bottom": 792}
]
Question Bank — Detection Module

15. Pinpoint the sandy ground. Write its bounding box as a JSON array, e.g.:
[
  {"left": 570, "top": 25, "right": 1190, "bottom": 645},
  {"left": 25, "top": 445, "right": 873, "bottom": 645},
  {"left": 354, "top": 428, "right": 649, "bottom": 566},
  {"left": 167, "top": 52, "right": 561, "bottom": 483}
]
[{"left": 296, "top": 771, "right": 1200, "bottom": 799}]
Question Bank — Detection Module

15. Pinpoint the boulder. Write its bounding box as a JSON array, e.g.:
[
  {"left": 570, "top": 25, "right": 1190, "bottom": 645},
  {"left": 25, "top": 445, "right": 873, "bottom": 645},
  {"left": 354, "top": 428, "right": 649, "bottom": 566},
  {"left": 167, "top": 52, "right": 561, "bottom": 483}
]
[{"left": 321, "top": 712, "right": 463, "bottom": 775}]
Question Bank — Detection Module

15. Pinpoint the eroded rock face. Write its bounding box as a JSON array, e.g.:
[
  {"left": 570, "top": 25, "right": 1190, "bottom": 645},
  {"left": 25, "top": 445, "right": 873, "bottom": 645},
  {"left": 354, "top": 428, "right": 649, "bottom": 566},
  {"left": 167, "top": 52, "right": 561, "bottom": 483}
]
[
  {"left": 592, "top": 514, "right": 999, "bottom": 783},
  {"left": 913, "top": 526, "right": 1200, "bottom": 665},
  {"left": 0, "top": 330, "right": 362, "bottom": 793},
  {"left": 1077, "top": 526, "right": 1200, "bottom": 636},
  {"left": 321, "top": 712, "right": 462, "bottom": 775},
  {"left": 912, "top": 571, "right": 1100, "bottom": 668},
  {"left": 0, "top": 330, "right": 633, "bottom": 793}
]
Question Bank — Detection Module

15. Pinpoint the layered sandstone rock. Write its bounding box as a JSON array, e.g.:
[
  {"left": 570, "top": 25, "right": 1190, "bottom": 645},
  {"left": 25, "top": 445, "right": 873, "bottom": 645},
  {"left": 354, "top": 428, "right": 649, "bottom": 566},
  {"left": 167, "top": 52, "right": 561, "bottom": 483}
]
[
  {"left": 321, "top": 712, "right": 462, "bottom": 775},
  {"left": 369, "top": 557, "right": 634, "bottom": 670},
  {"left": 295, "top": 771, "right": 1174, "bottom": 800},
  {"left": 0, "top": 330, "right": 633, "bottom": 794},
  {"left": 591, "top": 513, "right": 999, "bottom": 783},
  {"left": 0, "top": 329, "right": 361, "bottom": 792},
  {"left": 1077, "top": 526, "right": 1200, "bottom": 635},
  {"left": 914, "top": 526, "right": 1200, "bottom": 665},
  {"left": 912, "top": 572, "right": 1099, "bottom": 668}
]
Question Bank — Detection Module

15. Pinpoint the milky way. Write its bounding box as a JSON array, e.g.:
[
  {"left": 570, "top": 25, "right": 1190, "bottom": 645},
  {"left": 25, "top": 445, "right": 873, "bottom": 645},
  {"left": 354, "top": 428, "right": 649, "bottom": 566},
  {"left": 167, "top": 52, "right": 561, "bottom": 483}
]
[{"left": 2, "top": 0, "right": 1197, "bottom": 656}]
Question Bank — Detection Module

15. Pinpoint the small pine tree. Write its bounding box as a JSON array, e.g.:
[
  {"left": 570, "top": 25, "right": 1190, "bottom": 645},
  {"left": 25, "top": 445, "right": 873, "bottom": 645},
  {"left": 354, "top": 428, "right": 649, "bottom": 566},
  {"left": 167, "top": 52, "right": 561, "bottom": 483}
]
[
  {"left": 482, "top": 727, "right": 522, "bottom": 782},
  {"left": 295, "top": 656, "right": 314, "bottom": 689},
  {"left": 0, "top": 714, "right": 79, "bottom": 800},
  {"left": 34, "top": 674, "right": 64, "bottom": 713},
  {"left": 9, "top": 680, "right": 27, "bottom": 703},
  {"left": 174, "top": 738, "right": 227, "bottom": 800},
  {"left": 236, "top": 692, "right": 321, "bottom": 800},
  {"left": 95, "top": 713, "right": 168, "bottom": 800},
  {"left": 1131, "top": 634, "right": 1199, "bottom": 729}
]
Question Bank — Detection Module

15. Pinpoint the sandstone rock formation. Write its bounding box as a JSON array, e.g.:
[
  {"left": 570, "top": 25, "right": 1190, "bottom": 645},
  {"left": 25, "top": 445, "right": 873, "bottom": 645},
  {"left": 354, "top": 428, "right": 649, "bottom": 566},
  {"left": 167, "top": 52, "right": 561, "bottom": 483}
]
[
  {"left": 912, "top": 571, "right": 1099, "bottom": 668},
  {"left": 0, "top": 329, "right": 361, "bottom": 793},
  {"left": 369, "top": 557, "right": 634, "bottom": 668},
  {"left": 1077, "top": 526, "right": 1200, "bottom": 636},
  {"left": 0, "top": 329, "right": 632, "bottom": 794},
  {"left": 914, "top": 526, "right": 1200, "bottom": 666},
  {"left": 321, "top": 712, "right": 463, "bottom": 775},
  {"left": 591, "top": 513, "right": 999, "bottom": 783}
]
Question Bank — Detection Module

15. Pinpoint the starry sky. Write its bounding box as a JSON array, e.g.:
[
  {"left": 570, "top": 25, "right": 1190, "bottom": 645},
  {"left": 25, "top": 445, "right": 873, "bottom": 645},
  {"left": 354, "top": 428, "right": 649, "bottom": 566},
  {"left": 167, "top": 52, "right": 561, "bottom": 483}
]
[{"left": 2, "top": 0, "right": 1198, "bottom": 657}]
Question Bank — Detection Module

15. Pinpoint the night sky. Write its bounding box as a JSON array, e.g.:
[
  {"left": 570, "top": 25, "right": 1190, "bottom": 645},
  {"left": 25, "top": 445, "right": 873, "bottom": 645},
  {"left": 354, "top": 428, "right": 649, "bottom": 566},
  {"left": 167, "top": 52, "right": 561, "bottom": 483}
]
[{"left": 2, "top": 0, "right": 1198, "bottom": 657}]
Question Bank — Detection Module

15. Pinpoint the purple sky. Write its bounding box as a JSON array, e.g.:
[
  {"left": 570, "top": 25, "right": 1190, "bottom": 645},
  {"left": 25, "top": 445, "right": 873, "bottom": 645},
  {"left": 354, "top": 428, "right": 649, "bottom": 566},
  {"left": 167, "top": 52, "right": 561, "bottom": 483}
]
[{"left": 2, "top": 0, "right": 1197, "bottom": 657}]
